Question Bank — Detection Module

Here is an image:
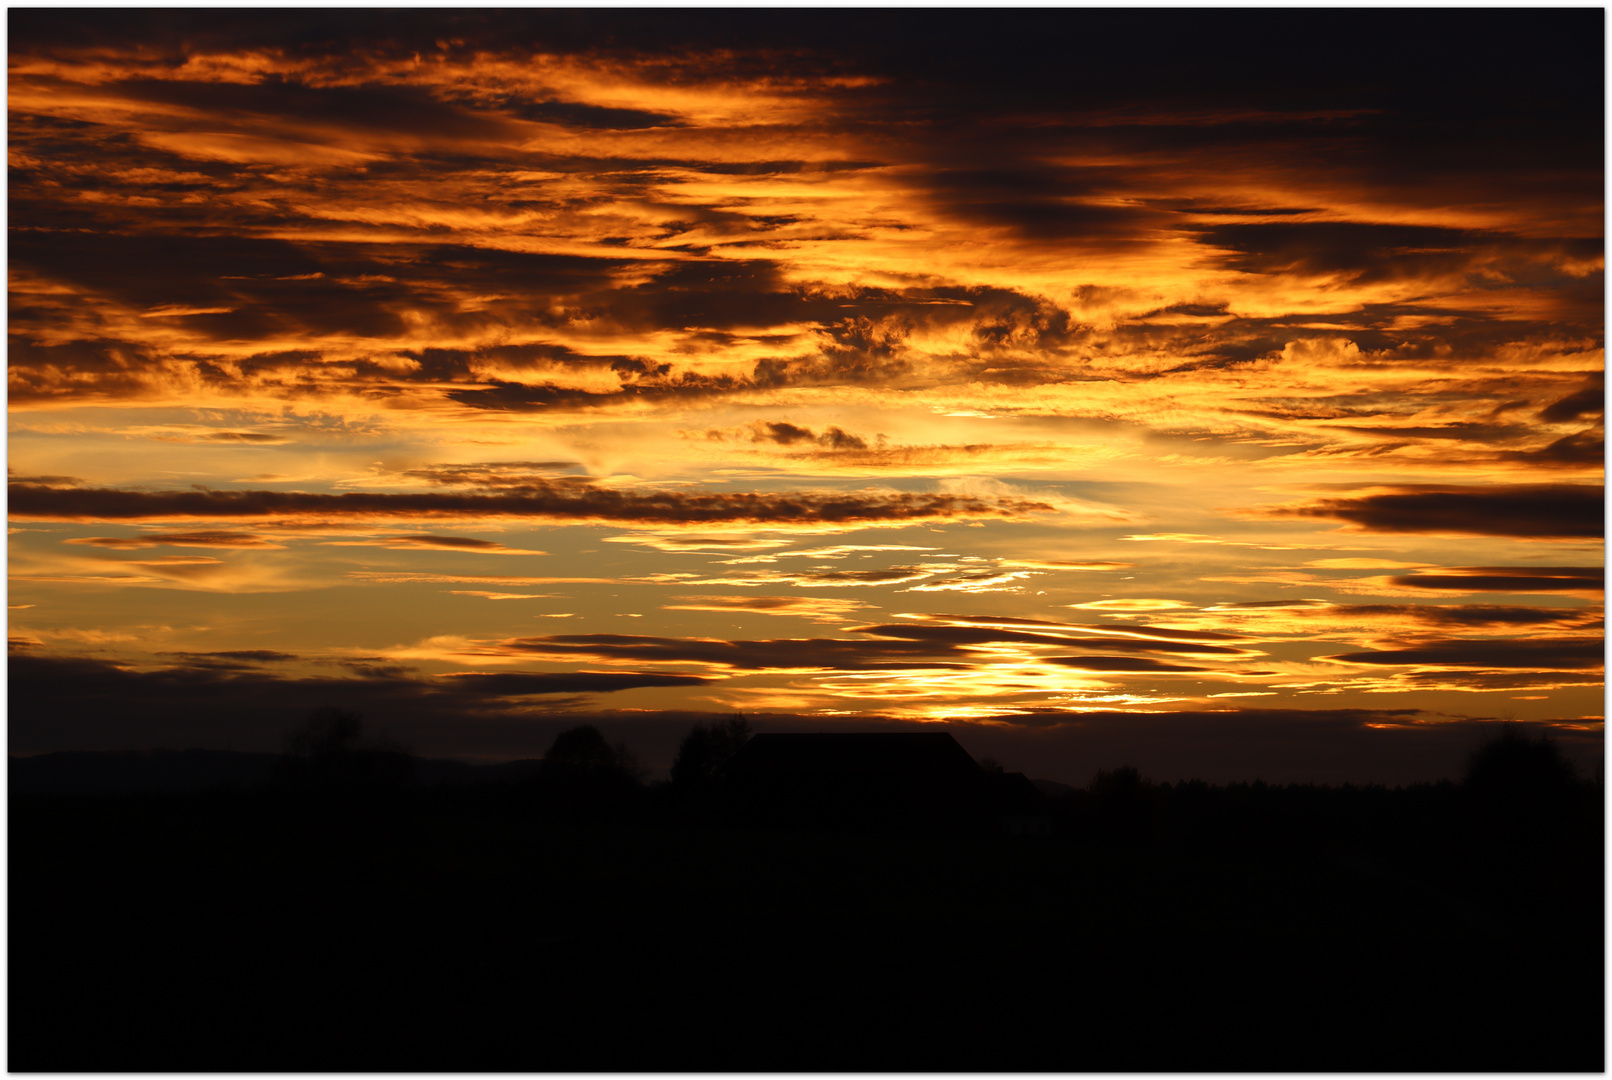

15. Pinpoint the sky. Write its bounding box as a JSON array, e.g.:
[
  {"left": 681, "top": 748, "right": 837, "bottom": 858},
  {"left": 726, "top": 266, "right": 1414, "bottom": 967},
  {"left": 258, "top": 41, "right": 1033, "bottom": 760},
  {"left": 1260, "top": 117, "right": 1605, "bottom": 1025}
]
[{"left": 7, "top": 10, "right": 1604, "bottom": 783}]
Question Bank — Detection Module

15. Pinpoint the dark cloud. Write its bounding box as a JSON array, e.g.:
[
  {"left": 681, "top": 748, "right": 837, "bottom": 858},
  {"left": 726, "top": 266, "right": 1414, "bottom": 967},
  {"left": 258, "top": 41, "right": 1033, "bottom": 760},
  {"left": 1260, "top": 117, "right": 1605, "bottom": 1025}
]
[
  {"left": 1506, "top": 430, "right": 1605, "bottom": 469},
  {"left": 197, "top": 432, "right": 287, "bottom": 444},
  {"left": 8, "top": 226, "right": 641, "bottom": 395},
  {"left": 1199, "top": 222, "right": 1482, "bottom": 283},
  {"left": 340, "top": 280, "right": 1090, "bottom": 409},
  {"left": 1388, "top": 567, "right": 1603, "bottom": 594},
  {"left": 920, "top": 164, "right": 1165, "bottom": 244},
  {"left": 1539, "top": 375, "right": 1605, "bottom": 423},
  {"left": 1064, "top": 622, "right": 1250, "bottom": 643},
  {"left": 9, "top": 481, "right": 1054, "bottom": 527},
  {"left": 1269, "top": 484, "right": 1603, "bottom": 539},
  {"left": 395, "top": 344, "right": 636, "bottom": 382},
  {"left": 756, "top": 422, "right": 817, "bottom": 445},
  {"left": 854, "top": 623, "right": 1257, "bottom": 656},
  {"left": 788, "top": 566, "right": 937, "bottom": 586},
  {"left": 1044, "top": 656, "right": 1216, "bottom": 673},
  {"left": 607, "top": 259, "right": 812, "bottom": 334},
  {"left": 1395, "top": 670, "right": 1605, "bottom": 692},
  {"left": 901, "top": 613, "right": 1245, "bottom": 642},
  {"left": 157, "top": 650, "right": 301, "bottom": 668},
  {"left": 357, "top": 535, "right": 537, "bottom": 553},
  {"left": 64, "top": 531, "right": 282, "bottom": 550},
  {"left": 7, "top": 339, "right": 168, "bottom": 404},
  {"left": 486, "top": 97, "right": 682, "bottom": 130},
  {"left": 442, "top": 373, "right": 747, "bottom": 414},
  {"left": 486, "top": 633, "right": 965, "bottom": 671},
  {"left": 109, "top": 75, "right": 519, "bottom": 140},
  {"left": 438, "top": 671, "right": 709, "bottom": 695},
  {"left": 402, "top": 462, "right": 586, "bottom": 487},
  {"left": 11, "top": 229, "right": 340, "bottom": 327},
  {"left": 1324, "top": 638, "right": 1604, "bottom": 670},
  {"left": 1329, "top": 604, "right": 1601, "bottom": 628},
  {"left": 755, "top": 315, "right": 914, "bottom": 387},
  {"left": 9, "top": 9, "right": 1599, "bottom": 118},
  {"left": 1329, "top": 421, "right": 1531, "bottom": 444},
  {"left": 1208, "top": 600, "right": 1328, "bottom": 611},
  {"left": 748, "top": 422, "right": 870, "bottom": 451}
]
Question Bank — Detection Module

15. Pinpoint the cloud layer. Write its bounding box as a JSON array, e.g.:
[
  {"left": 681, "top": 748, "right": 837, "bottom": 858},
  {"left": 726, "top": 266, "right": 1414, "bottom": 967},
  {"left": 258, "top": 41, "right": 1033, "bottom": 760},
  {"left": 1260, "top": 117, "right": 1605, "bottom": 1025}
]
[{"left": 7, "top": 11, "right": 1602, "bottom": 775}]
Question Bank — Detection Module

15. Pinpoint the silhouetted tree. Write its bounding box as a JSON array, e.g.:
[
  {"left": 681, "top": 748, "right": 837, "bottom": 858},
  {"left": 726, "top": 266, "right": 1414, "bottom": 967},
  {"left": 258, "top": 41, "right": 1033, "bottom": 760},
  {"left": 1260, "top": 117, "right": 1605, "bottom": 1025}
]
[
  {"left": 1463, "top": 725, "right": 1578, "bottom": 798},
  {"left": 542, "top": 724, "right": 645, "bottom": 782},
  {"left": 1088, "top": 764, "right": 1156, "bottom": 846},
  {"left": 284, "top": 707, "right": 362, "bottom": 758},
  {"left": 670, "top": 716, "right": 752, "bottom": 789},
  {"left": 533, "top": 725, "right": 646, "bottom": 819},
  {"left": 272, "top": 708, "right": 414, "bottom": 792},
  {"left": 1457, "top": 726, "right": 1585, "bottom": 882},
  {"left": 667, "top": 716, "right": 751, "bottom": 820}
]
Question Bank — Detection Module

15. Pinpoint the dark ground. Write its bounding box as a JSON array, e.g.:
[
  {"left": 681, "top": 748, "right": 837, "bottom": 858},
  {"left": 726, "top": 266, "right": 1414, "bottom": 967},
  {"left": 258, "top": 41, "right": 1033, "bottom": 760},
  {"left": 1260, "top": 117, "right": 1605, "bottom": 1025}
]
[{"left": 10, "top": 776, "right": 1603, "bottom": 1071}]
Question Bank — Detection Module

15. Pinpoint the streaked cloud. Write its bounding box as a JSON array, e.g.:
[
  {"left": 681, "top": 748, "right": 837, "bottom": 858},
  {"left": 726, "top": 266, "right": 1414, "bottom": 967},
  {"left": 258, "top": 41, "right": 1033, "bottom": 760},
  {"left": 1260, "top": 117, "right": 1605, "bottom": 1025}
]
[
  {"left": 1384, "top": 566, "right": 1603, "bottom": 595},
  {"left": 64, "top": 531, "right": 285, "bottom": 550},
  {"left": 661, "top": 594, "right": 875, "bottom": 622},
  {"left": 347, "top": 572, "right": 613, "bottom": 586},
  {"left": 318, "top": 534, "right": 547, "bottom": 555},
  {"left": 437, "top": 670, "right": 711, "bottom": 695},
  {"left": 1322, "top": 638, "right": 1604, "bottom": 671},
  {"left": 9, "top": 481, "right": 1057, "bottom": 529}
]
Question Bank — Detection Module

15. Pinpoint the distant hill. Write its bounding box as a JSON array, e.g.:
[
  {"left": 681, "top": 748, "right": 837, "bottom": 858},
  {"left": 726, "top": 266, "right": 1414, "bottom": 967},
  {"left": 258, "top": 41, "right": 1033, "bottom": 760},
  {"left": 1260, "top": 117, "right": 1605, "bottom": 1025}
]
[{"left": 10, "top": 749, "right": 545, "bottom": 794}]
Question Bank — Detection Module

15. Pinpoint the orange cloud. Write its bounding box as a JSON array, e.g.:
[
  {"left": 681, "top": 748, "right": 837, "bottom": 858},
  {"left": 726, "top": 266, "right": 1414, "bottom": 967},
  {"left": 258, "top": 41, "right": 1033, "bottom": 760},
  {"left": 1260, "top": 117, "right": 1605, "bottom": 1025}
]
[{"left": 661, "top": 594, "right": 875, "bottom": 623}]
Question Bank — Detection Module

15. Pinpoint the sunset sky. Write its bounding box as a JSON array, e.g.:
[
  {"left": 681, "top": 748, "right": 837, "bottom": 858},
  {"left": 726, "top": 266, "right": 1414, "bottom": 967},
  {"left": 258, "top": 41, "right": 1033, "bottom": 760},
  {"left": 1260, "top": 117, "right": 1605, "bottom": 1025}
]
[{"left": 8, "top": 10, "right": 1603, "bottom": 783}]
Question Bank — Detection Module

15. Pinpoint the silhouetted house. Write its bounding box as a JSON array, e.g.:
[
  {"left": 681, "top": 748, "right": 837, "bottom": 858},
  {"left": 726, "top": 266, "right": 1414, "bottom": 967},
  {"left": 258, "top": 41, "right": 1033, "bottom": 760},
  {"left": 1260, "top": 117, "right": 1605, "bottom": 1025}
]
[{"left": 726, "top": 732, "right": 1046, "bottom": 832}]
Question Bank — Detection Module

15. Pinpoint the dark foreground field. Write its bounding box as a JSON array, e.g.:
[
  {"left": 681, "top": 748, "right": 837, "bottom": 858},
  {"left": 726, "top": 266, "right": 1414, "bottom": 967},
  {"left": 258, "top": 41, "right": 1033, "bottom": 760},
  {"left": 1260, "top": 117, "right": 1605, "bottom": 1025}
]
[{"left": 11, "top": 774, "right": 1602, "bottom": 1071}]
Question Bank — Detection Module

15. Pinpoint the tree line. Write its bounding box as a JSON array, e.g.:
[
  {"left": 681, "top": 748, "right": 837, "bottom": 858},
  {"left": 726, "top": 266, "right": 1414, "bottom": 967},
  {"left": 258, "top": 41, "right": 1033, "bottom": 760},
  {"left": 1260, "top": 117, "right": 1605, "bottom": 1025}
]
[{"left": 268, "top": 709, "right": 1600, "bottom": 872}]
